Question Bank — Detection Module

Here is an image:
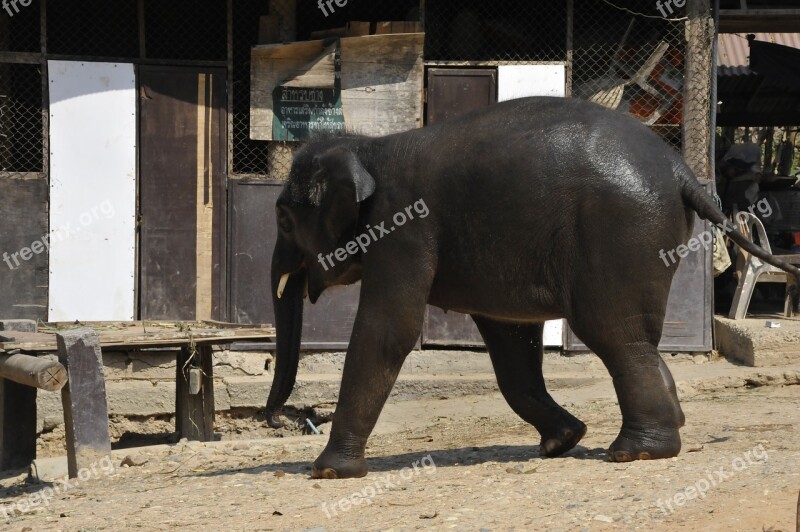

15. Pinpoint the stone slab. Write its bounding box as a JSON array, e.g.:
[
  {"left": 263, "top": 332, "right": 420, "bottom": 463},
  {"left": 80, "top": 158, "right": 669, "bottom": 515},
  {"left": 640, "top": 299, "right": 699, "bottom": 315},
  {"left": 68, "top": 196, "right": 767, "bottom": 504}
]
[{"left": 715, "top": 316, "right": 800, "bottom": 367}]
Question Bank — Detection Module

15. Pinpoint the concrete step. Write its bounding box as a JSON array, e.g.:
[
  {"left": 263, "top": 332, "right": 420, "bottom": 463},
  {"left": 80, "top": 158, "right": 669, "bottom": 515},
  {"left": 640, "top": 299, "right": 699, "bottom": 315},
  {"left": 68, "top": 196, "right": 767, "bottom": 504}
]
[{"left": 715, "top": 315, "right": 800, "bottom": 366}]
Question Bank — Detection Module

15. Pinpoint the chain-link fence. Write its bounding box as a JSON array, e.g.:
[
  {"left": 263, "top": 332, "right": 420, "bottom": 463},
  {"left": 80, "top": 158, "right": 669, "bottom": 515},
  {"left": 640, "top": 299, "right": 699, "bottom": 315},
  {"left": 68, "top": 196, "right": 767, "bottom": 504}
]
[
  {"left": 0, "top": 63, "right": 44, "bottom": 176},
  {"left": 425, "top": 0, "right": 567, "bottom": 62},
  {"left": 232, "top": 0, "right": 271, "bottom": 177},
  {"left": 0, "top": 0, "right": 40, "bottom": 53},
  {"left": 47, "top": 0, "right": 139, "bottom": 58},
  {"left": 144, "top": 0, "right": 227, "bottom": 61},
  {"left": 573, "top": 0, "right": 687, "bottom": 151},
  {"left": 0, "top": 1, "right": 705, "bottom": 181}
]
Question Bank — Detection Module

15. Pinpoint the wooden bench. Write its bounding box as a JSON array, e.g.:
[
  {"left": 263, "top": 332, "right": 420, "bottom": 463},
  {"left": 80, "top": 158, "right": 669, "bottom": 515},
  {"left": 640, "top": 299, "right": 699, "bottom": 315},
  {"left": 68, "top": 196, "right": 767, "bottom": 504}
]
[{"left": 0, "top": 321, "right": 274, "bottom": 477}]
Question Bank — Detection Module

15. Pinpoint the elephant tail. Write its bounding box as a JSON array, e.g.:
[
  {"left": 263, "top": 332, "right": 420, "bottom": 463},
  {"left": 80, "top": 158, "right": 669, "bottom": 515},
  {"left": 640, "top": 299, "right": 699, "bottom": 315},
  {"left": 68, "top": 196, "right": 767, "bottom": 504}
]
[{"left": 680, "top": 178, "right": 800, "bottom": 293}]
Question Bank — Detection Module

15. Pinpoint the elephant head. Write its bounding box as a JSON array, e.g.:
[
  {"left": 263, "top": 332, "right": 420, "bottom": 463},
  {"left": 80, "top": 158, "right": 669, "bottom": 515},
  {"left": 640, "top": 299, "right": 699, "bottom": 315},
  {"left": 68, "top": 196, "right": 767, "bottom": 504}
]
[{"left": 266, "top": 143, "right": 375, "bottom": 428}]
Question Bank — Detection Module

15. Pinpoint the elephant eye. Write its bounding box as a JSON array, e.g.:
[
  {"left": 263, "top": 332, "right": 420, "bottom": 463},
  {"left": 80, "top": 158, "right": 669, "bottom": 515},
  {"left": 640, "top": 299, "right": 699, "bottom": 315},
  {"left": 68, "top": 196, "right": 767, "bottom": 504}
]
[
  {"left": 278, "top": 211, "right": 293, "bottom": 233},
  {"left": 309, "top": 180, "right": 325, "bottom": 206}
]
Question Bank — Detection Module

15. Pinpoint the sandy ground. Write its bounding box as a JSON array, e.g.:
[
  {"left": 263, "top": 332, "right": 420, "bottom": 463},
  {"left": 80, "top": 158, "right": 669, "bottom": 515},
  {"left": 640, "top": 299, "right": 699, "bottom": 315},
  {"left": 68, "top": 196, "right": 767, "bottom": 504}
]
[{"left": 2, "top": 355, "right": 799, "bottom": 531}]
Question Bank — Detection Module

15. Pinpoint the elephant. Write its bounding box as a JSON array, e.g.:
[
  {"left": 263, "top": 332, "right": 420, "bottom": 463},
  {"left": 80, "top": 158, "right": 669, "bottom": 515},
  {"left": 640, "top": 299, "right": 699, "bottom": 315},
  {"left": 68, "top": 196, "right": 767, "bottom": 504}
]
[{"left": 266, "top": 96, "right": 800, "bottom": 479}]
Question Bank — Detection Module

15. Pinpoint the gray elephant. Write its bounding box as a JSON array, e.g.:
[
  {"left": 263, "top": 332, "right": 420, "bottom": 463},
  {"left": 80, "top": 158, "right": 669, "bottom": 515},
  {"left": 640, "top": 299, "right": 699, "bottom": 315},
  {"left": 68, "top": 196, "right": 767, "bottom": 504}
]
[{"left": 266, "top": 96, "right": 799, "bottom": 479}]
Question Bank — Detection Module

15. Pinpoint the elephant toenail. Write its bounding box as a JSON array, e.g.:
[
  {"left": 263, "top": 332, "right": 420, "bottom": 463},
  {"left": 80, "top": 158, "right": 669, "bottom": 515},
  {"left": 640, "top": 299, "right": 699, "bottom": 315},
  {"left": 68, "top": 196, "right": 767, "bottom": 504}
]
[{"left": 313, "top": 467, "right": 339, "bottom": 479}]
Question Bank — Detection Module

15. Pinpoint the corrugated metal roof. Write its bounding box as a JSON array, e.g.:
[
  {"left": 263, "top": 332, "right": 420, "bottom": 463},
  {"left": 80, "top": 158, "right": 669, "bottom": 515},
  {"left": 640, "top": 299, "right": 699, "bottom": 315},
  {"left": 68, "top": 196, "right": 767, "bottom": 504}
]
[{"left": 718, "top": 32, "right": 800, "bottom": 67}]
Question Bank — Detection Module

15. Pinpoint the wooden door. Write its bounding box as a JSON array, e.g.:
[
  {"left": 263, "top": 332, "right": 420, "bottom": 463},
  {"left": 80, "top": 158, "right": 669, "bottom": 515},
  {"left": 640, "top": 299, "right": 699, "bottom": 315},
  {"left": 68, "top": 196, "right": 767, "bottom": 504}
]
[
  {"left": 426, "top": 68, "right": 497, "bottom": 125},
  {"left": 139, "top": 66, "right": 227, "bottom": 321},
  {"left": 424, "top": 68, "right": 497, "bottom": 346}
]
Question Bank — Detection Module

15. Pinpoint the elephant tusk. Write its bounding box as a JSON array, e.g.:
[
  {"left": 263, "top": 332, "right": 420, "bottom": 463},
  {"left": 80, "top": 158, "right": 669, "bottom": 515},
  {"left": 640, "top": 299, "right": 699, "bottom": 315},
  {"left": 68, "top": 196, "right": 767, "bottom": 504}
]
[
  {"left": 304, "top": 277, "right": 309, "bottom": 299},
  {"left": 277, "top": 273, "right": 291, "bottom": 299}
]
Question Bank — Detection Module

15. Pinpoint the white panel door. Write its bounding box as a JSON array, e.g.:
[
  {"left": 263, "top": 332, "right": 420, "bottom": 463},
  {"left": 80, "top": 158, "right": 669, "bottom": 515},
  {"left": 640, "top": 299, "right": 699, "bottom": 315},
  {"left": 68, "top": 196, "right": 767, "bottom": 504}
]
[
  {"left": 48, "top": 61, "right": 137, "bottom": 322},
  {"left": 499, "top": 64, "right": 566, "bottom": 346},
  {"left": 498, "top": 65, "right": 566, "bottom": 101}
]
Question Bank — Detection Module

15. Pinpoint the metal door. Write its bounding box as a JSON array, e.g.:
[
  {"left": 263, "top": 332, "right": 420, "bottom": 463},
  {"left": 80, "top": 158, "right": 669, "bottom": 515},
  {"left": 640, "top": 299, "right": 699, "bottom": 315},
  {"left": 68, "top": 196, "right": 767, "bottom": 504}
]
[
  {"left": 424, "top": 67, "right": 497, "bottom": 346},
  {"left": 228, "top": 180, "right": 360, "bottom": 349},
  {"left": 139, "top": 66, "right": 227, "bottom": 320},
  {"left": 564, "top": 214, "right": 714, "bottom": 352}
]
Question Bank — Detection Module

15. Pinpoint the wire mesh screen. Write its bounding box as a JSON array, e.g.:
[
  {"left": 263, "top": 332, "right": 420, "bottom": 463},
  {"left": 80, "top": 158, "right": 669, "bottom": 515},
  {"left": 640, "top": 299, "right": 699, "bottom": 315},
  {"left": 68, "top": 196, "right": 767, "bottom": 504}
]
[
  {"left": 0, "top": 0, "right": 41, "bottom": 53},
  {"left": 47, "top": 0, "right": 139, "bottom": 58},
  {"left": 572, "top": 0, "right": 687, "bottom": 151},
  {"left": 232, "top": 0, "right": 271, "bottom": 176},
  {"left": 0, "top": 63, "right": 44, "bottom": 175},
  {"left": 425, "top": 0, "right": 567, "bottom": 62},
  {"left": 144, "top": 0, "right": 227, "bottom": 61}
]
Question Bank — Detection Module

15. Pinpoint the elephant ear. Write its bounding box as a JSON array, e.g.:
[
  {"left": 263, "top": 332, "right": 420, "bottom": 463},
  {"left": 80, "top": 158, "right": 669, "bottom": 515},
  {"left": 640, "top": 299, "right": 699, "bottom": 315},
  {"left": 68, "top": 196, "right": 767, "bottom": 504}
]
[
  {"left": 313, "top": 147, "right": 375, "bottom": 203},
  {"left": 313, "top": 147, "right": 375, "bottom": 242}
]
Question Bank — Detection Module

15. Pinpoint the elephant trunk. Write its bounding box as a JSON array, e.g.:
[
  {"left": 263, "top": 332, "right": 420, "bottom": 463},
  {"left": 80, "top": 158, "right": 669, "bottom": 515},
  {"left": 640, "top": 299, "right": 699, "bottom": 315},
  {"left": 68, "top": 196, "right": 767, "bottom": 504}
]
[{"left": 266, "top": 237, "right": 306, "bottom": 428}]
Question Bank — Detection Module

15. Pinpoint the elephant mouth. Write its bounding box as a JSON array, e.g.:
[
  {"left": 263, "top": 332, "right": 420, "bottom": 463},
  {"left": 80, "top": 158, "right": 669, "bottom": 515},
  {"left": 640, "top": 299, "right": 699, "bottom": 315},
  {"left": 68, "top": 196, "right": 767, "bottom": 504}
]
[{"left": 276, "top": 263, "right": 325, "bottom": 304}]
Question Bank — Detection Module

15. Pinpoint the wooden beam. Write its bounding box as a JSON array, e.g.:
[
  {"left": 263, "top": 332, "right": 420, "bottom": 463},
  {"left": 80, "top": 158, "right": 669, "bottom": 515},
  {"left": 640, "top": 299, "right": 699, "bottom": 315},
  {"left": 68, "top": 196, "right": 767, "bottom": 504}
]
[
  {"left": 719, "top": 9, "right": 800, "bottom": 32},
  {"left": 0, "top": 353, "right": 67, "bottom": 392},
  {"left": 0, "top": 52, "right": 40, "bottom": 64},
  {"left": 683, "top": 0, "right": 715, "bottom": 183},
  {"left": 717, "top": 112, "right": 800, "bottom": 127}
]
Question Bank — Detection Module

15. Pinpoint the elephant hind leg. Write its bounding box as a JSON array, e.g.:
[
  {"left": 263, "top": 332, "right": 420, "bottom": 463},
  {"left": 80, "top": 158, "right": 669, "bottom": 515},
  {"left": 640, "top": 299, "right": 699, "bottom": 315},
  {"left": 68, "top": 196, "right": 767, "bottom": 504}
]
[
  {"left": 568, "top": 305, "right": 684, "bottom": 462},
  {"left": 472, "top": 316, "right": 586, "bottom": 458}
]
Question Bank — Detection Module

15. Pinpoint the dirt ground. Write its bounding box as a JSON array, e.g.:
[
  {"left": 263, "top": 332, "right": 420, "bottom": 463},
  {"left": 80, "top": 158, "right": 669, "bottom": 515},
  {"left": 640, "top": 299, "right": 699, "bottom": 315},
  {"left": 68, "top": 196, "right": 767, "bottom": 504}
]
[{"left": 2, "top": 354, "right": 799, "bottom": 531}]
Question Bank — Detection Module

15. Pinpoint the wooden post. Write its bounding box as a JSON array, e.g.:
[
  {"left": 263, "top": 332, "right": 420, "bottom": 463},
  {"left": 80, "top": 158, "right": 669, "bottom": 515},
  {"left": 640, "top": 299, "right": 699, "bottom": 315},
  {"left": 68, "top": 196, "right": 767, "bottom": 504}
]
[
  {"left": 682, "top": 0, "right": 715, "bottom": 183},
  {"left": 0, "top": 319, "right": 39, "bottom": 470},
  {"left": 175, "top": 344, "right": 215, "bottom": 441},
  {"left": 57, "top": 328, "right": 112, "bottom": 478},
  {"left": 0, "top": 353, "right": 67, "bottom": 392},
  {"left": 0, "top": 379, "right": 37, "bottom": 470}
]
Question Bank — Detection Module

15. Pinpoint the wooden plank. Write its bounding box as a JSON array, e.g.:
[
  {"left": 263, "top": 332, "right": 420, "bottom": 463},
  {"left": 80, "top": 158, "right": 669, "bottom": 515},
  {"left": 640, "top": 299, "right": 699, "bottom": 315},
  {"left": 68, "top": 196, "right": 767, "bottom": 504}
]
[
  {"left": 250, "top": 34, "right": 424, "bottom": 140},
  {"left": 196, "top": 72, "right": 215, "bottom": 321},
  {"left": 57, "top": 329, "right": 112, "bottom": 478},
  {"left": 0, "top": 323, "right": 275, "bottom": 352},
  {"left": 0, "top": 178, "right": 48, "bottom": 321},
  {"left": 0, "top": 353, "right": 67, "bottom": 392},
  {"left": 0, "top": 379, "right": 37, "bottom": 470},
  {"left": 175, "top": 344, "right": 214, "bottom": 441},
  {"left": 341, "top": 34, "right": 425, "bottom": 136}
]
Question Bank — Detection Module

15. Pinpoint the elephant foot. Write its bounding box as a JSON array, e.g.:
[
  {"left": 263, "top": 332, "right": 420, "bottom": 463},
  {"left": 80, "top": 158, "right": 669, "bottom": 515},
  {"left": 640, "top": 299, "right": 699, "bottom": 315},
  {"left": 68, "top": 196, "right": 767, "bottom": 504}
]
[
  {"left": 265, "top": 408, "right": 284, "bottom": 429},
  {"left": 539, "top": 418, "right": 587, "bottom": 458},
  {"left": 312, "top": 447, "right": 368, "bottom": 479},
  {"left": 608, "top": 426, "right": 681, "bottom": 462}
]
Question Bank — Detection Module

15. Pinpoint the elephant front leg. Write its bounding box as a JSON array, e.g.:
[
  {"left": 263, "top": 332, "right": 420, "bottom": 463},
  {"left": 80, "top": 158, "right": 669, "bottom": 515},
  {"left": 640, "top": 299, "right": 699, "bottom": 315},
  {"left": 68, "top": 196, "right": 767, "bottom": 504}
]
[{"left": 312, "top": 284, "right": 428, "bottom": 479}]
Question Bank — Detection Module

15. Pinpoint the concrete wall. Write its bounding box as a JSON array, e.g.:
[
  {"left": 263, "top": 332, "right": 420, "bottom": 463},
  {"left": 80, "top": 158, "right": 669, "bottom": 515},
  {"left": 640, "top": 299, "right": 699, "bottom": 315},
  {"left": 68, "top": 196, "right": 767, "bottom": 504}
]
[{"left": 36, "top": 348, "right": 273, "bottom": 433}]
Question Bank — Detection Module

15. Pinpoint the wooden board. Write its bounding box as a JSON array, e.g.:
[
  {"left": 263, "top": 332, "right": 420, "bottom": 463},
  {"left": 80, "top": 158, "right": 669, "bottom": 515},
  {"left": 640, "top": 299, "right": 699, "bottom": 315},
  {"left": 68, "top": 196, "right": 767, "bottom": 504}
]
[
  {"left": 0, "top": 177, "right": 48, "bottom": 321},
  {"left": 0, "top": 322, "right": 275, "bottom": 353},
  {"left": 250, "top": 33, "right": 424, "bottom": 140}
]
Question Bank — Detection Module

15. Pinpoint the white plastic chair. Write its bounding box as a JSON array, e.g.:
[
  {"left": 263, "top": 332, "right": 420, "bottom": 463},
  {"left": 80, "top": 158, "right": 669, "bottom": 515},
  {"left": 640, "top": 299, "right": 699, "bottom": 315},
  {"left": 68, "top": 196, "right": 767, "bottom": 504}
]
[{"left": 728, "top": 212, "right": 798, "bottom": 319}]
